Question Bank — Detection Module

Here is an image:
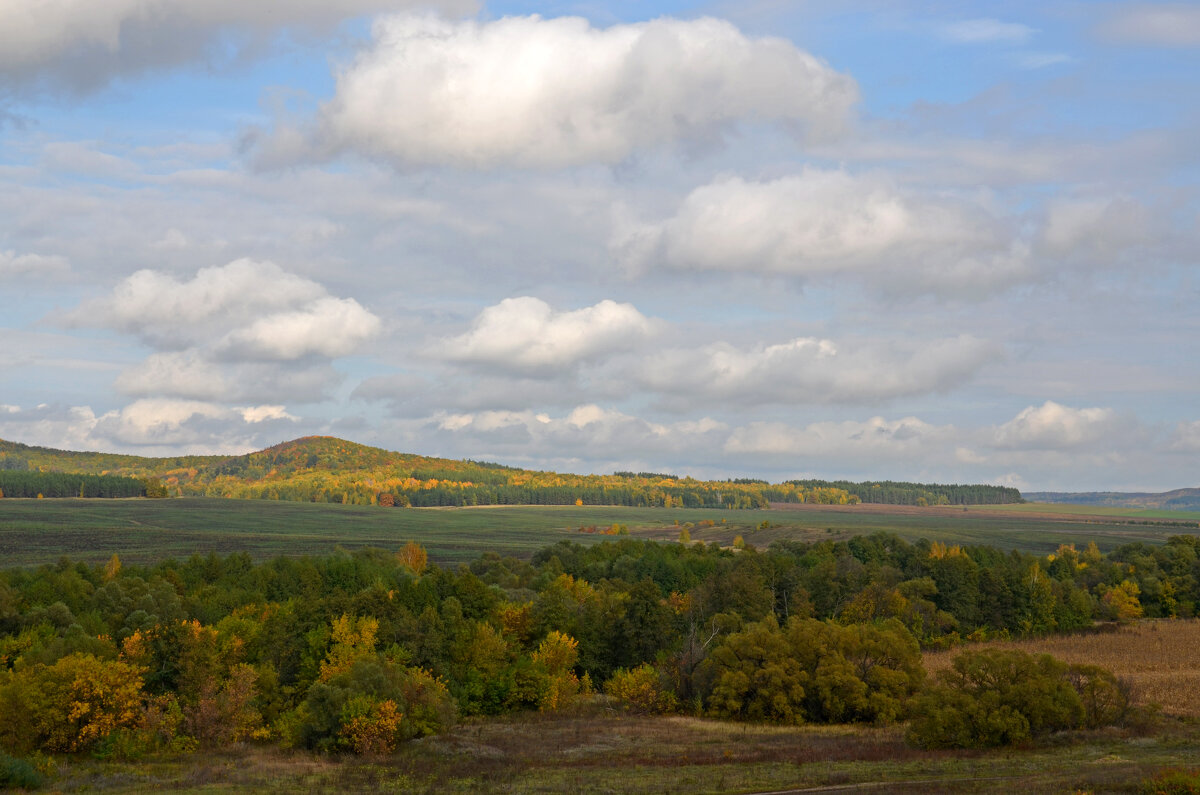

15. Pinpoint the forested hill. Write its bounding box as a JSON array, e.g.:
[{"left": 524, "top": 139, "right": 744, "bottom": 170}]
[
  {"left": 1025, "top": 488, "right": 1200, "bottom": 511},
  {"left": 0, "top": 436, "right": 1022, "bottom": 508}
]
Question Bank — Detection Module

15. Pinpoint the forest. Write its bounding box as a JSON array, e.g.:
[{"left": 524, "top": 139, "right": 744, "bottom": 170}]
[{"left": 2, "top": 530, "right": 1196, "bottom": 774}]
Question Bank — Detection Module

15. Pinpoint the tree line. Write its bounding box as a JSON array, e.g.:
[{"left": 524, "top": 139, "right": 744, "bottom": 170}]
[
  {"left": 0, "top": 472, "right": 153, "bottom": 499},
  {"left": 786, "top": 479, "right": 1024, "bottom": 506}
]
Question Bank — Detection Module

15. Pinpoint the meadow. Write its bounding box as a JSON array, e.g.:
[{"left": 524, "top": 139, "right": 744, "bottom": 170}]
[
  {"left": 1, "top": 496, "right": 1196, "bottom": 568},
  {"left": 32, "top": 704, "right": 1200, "bottom": 794}
]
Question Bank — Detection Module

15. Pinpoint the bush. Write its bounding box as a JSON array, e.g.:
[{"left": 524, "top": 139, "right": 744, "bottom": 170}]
[
  {"left": 605, "top": 664, "right": 677, "bottom": 714},
  {"left": 698, "top": 616, "right": 924, "bottom": 725},
  {"left": 289, "top": 657, "right": 455, "bottom": 753},
  {"left": 1142, "top": 769, "right": 1200, "bottom": 795},
  {"left": 907, "top": 649, "right": 1093, "bottom": 748},
  {"left": 0, "top": 752, "right": 45, "bottom": 790}
]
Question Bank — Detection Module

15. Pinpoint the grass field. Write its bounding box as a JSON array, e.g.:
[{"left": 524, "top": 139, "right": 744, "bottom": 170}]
[
  {"left": 2, "top": 497, "right": 1198, "bottom": 568},
  {"left": 36, "top": 705, "right": 1200, "bottom": 794},
  {"left": 924, "top": 619, "right": 1200, "bottom": 718}
]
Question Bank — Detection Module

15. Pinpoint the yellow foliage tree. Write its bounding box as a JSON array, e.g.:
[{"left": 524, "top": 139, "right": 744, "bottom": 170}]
[
  {"left": 1102, "top": 580, "right": 1143, "bottom": 624},
  {"left": 0, "top": 653, "right": 146, "bottom": 753},
  {"left": 531, "top": 631, "right": 587, "bottom": 711},
  {"left": 320, "top": 614, "right": 379, "bottom": 682},
  {"left": 496, "top": 601, "right": 534, "bottom": 643},
  {"left": 397, "top": 541, "right": 428, "bottom": 576}
]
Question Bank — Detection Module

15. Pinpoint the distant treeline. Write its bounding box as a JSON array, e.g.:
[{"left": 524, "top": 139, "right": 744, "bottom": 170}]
[
  {"left": 786, "top": 479, "right": 1024, "bottom": 506},
  {"left": 0, "top": 436, "right": 1027, "bottom": 509},
  {"left": 200, "top": 479, "right": 852, "bottom": 510},
  {"left": 0, "top": 471, "right": 149, "bottom": 499}
]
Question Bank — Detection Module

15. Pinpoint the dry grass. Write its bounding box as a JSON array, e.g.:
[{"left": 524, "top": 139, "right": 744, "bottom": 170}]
[
  {"left": 924, "top": 619, "right": 1200, "bottom": 717},
  {"left": 39, "top": 705, "right": 1200, "bottom": 794}
]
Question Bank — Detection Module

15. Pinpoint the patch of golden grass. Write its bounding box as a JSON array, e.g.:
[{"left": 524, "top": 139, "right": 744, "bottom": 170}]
[{"left": 924, "top": 619, "right": 1200, "bottom": 716}]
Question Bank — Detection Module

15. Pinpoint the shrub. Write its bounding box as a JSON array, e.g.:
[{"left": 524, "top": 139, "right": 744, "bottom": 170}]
[
  {"left": 605, "top": 664, "right": 677, "bottom": 714},
  {"left": 1141, "top": 769, "right": 1200, "bottom": 795},
  {"left": 0, "top": 752, "right": 45, "bottom": 790},
  {"left": 698, "top": 616, "right": 924, "bottom": 725},
  {"left": 289, "top": 657, "right": 455, "bottom": 753},
  {"left": 908, "top": 649, "right": 1088, "bottom": 748}
]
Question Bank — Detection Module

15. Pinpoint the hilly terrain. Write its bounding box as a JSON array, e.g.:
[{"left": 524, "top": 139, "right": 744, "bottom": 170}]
[
  {"left": 0, "top": 435, "right": 1023, "bottom": 508},
  {"left": 1024, "top": 488, "right": 1200, "bottom": 511}
]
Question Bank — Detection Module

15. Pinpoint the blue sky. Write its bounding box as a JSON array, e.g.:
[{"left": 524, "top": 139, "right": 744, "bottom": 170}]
[{"left": 2, "top": 0, "right": 1199, "bottom": 491}]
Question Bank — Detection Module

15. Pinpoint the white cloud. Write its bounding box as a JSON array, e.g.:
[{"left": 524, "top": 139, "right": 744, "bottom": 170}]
[
  {"left": 1169, "top": 420, "right": 1200, "bottom": 452},
  {"left": 425, "top": 403, "right": 729, "bottom": 462},
  {"left": 616, "top": 170, "right": 1032, "bottom": 297},
  {"left": 724, "top": 416, "right": 953, "bottom": 460},
  {"left": 939, "top": 18, "right": 1037, "bottom": 44},
  {"left": 219, "top": 296, "right": 382, "bottom": 360},
  {"left": 0, "top": 250, "right": 69, "bottom": 278},
  {"left": 73, "top": 259, "right": 380, "bottom": 360},
  {"left": 992, "top": 401, "right": 1121, "bottom": 450},
  {"left": 0, "top": 404, "right": 99, "bottom": 451},
  {"left": 66, "top": 259, "right": 380, "bottom": 403},
  {"left": 637, "top": 334, "right": 1000, "bottom": 408},
  {"left": 440, "top": 296, "right": 657, "bottom": 372},
  {"left": 266, "top": 14, "right": 857, "bottom": 168},
  {"left": 1038, "top": 196, "right": 1154, "bottom": 263},
  {"left": 114, "top": 353, "right": 345, "bottom": 404},
  {"left": 0, "top": 399, "right": 296, "bottom": 454},
  {"left": 88, "top": 399, "right": 297, "bottom": 452},
  {"left": 0, "top": 0, "right": 478, "bottom": 95},
  {"left": 114, "top": 352, "right": 230, "bottom": 401},
  {"left": 1098, "top": 5, "right": 1200, "bottom": 47},
  {"left": 72, "top": 259, "right": 329, "bottom": 348}
]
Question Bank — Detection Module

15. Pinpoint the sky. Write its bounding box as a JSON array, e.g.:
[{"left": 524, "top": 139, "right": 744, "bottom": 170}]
[{"left": 1, "top": 1, "right": 1198, "bottom": 492}]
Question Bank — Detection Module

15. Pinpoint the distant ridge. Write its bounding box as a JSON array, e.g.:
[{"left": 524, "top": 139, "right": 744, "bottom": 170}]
[
  {"left": 0, "top": 435, "right": 1020, "bottom": 508},
  {"left": 1026, "top": 488, "right": 1200, "bottom": 511}
]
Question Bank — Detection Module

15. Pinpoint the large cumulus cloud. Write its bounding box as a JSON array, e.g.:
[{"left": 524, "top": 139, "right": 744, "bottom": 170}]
[
  {"left": 613, "top": 170, "right": 1033, "bottom": 297},
  {"left": 66, "top": 259, "right": 381, "bottom": 403},
  {"left": 258, "top": 14, "right": 858, "bottom": 168},
  {"left": 439, "top": 296, "right": 658, "bottom": 373}
]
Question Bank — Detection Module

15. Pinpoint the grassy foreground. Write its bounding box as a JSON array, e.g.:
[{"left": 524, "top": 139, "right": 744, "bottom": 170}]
[
  {"left": 2, "top": 497, "right": 1198, "bottom": 568},
  {"left": 35, "top": 706, "right": 1200, "bottom": 794}
]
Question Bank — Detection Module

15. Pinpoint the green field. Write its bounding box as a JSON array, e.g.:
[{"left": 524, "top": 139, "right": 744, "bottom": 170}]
[
  {"left": 986, "top": 501, "right": 1200, "bottom": 521},
  {"left": 2, "top": 497, "right": 1197, "bottom": 568}
]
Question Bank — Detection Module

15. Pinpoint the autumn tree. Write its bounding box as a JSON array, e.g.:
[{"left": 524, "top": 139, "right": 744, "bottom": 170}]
[
  {"left": 0, "top": 653, "right": 147, "bottom": 753},
  {"left": 397, "top": 541, "right": 428, "bottom": 576}
]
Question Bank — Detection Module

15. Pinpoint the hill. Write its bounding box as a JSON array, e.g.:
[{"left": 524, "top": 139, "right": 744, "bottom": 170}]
[
  {"left": 0, "top": 435, "right": 1021, "bottom": 508},
  {"left": 1026, "top": 487, "right": 1200, "bottom": 511}
]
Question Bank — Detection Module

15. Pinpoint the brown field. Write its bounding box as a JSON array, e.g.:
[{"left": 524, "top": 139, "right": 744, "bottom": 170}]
[{"left": 924, "top": 619, "right": 1200, "bottom": 717}]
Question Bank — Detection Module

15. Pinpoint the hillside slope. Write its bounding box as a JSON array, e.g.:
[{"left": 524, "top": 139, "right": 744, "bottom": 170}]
[{"left": 0, "top": 435, "right": 1019, "bottom": 508}]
